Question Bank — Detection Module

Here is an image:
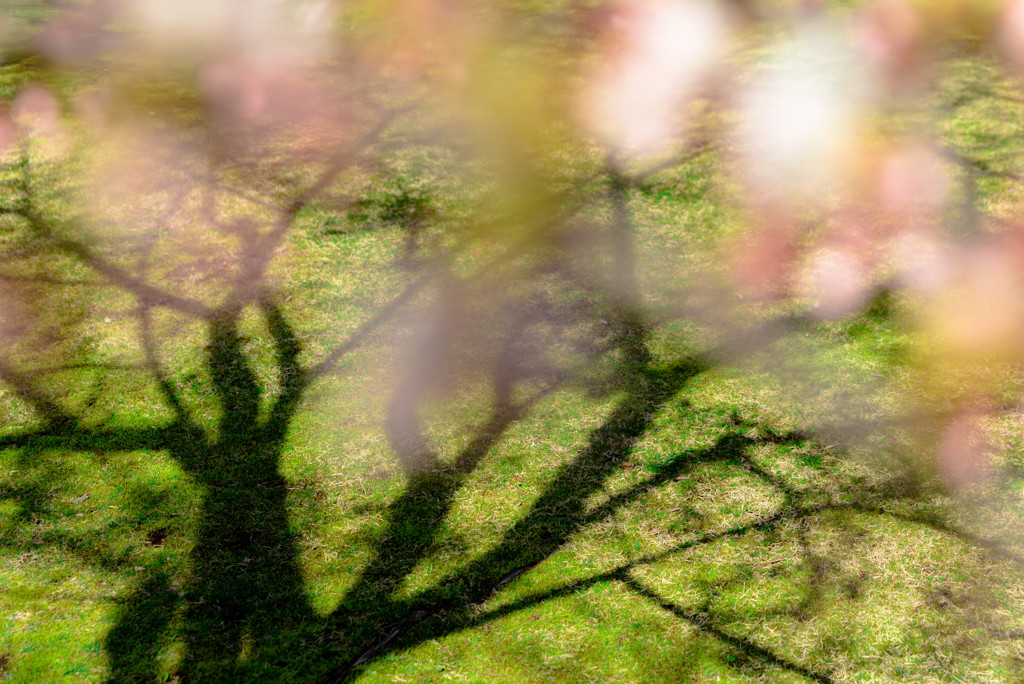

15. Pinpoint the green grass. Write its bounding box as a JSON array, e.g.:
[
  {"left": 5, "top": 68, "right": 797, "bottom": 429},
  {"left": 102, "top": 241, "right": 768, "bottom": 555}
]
[
  {"left": 3, "top": 22, "right": 1024, "bottom": 684},
  {"left": 1, "top": 200, "right": 1024, "bottom": 683}
]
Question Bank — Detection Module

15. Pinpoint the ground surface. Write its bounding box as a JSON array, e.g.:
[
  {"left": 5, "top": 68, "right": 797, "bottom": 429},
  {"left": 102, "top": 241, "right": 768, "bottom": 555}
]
[{"left": 2, "top": 21, "right": 1024, "bottom": 682}]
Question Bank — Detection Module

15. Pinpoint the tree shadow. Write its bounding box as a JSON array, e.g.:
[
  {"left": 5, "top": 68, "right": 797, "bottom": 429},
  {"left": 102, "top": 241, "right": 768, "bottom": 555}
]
[
  {"left": 4, "top": 278, "right": 1020, "bottom": 683},
  {"left": 1, "top": 155, "right": 1022, "bottom": 684},
  {"left": 0, "top": 293, "right": 324, "bottom": 679},
  {"left": 105, "top": 571, "right": 178, "bottom": 682},
  {"left": 320, "top": 336, "right": 709, "bottom": 680},
  {"left": 113, "top": 299, "right": 323, "bottom": 680},
  {"left": 314, "top": 349, "right": 1024, "bottom": 683},
  {"left": 3, "top": 278, "right": 1023, "bottom": 682}
]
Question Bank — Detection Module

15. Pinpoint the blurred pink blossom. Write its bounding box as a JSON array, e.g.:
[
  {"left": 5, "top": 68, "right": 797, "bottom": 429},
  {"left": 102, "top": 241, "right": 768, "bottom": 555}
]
[
  {"left": 584, "top": 0, "right": 730, "bottom": 157},
  {"left": 932, "top": 240, "right": 1024, "bottom": 355},
  {"left": 938, "top": 406, "right": 992, "bottom": 487},
  {"left": 739, "top": 22, "right": 865, "bottom": 206},
  {"left": 12, "top": 86, "right": 66, "bottom": 153},
  {"left": 197, "top": 56, "right": 349, "bottom": 160},
  {"left": 802, "top": 246, "right": 872, "bottom": 319},
  {"left": 889, "top": 229, "right": 952, "bottom": 293},
  {"left": 999, "top": 0, "right": 1024, "bottom": 70},
  {"left": 730, "top": 221, "right": 799, "bottom": 299},
  {"left": 855, "top": 0, "right": 924, "bottom": 88},
  {"left": 34, "top": 0, "right": 114, "bottom": 63},
  {"left": 199, "top": 61, "right": 270, "bottom": 120},
  {"left": 877, "top": 142, "right": 948, "bottom": 224}
]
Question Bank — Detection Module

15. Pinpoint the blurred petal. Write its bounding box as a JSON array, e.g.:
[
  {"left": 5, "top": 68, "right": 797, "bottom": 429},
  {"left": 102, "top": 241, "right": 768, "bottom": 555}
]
[
  {"left": 739, "top": 21, "right": 865, "bottom": 205},
  {"left": 33, "top": 1, "right": 114, "bottom": 63},
  {"left": 999, "top": 0, "right": 1024, "bottom": 69},
  {"left": 803, "top": 247, "right": 871, "bottom": 319},
  {"left": 198, "top": 61, "right": 269, "bottom": 119},
  {"left": 585, "top": 0, "right": 730, "bottom": 157},
  {"left": 890, "top": 229, "right": 951, "bottom": 292},
  {"left": 878, "top": 141, "right": 948, "bottom": 222},
  {"left": 13, "top": 86, "right": 66, "bottom": 156},
  {"left": 730, "top": 222, "right": 799, "bottom": 298},
  {"left": 855, "top": 0, "right": 924, "bottom": 87},
  {"left": 938, "top": 408, "right": 991, "bottom": 487},
  {"left": 925, "top": 245, "right": 1024, "bottom": 356}
]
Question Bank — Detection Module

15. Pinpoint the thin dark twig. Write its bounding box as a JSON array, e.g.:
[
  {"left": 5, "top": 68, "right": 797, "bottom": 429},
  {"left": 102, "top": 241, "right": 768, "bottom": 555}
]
[
  {"left": 619, "top": 572, "right": 840, "bottom": 684},
  {"left": 0, "top": 355, "right": 77, "bottom": 428},
  {"left": 324, "top": 610, "right": 428, "bottom": 683},
  {"left": 23, "top": 209, "right": 212, "bottom": 318},
  {"left": 308, "top": 274, "right": 428, "bottom": 380},
  {"left": 229, "top": 106, "right": 413, "bottom": 309},
  {"left": 138, "top": 302, "right": 189, "bottom": 422},
  {"left": 631, "top": 138, "right": 717, "bottom": 182}
]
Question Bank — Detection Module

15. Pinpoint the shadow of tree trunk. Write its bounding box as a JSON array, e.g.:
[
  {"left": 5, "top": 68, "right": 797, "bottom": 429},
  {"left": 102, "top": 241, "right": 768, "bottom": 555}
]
[
  {"left": 103, "top": 300, "right": 318, "bottom": 680},
  {"left": 104, "top": 572, "right": 178, "bottom": 683}
]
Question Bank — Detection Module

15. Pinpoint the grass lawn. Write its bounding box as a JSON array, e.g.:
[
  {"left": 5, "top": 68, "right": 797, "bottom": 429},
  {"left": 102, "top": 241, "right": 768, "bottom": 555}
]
[
  {"left": 1, "top": 181, "right": 1023, "bottom": 682},
  {"left": 2, "top": 17, "right": 1024, "bottom": 684}
]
